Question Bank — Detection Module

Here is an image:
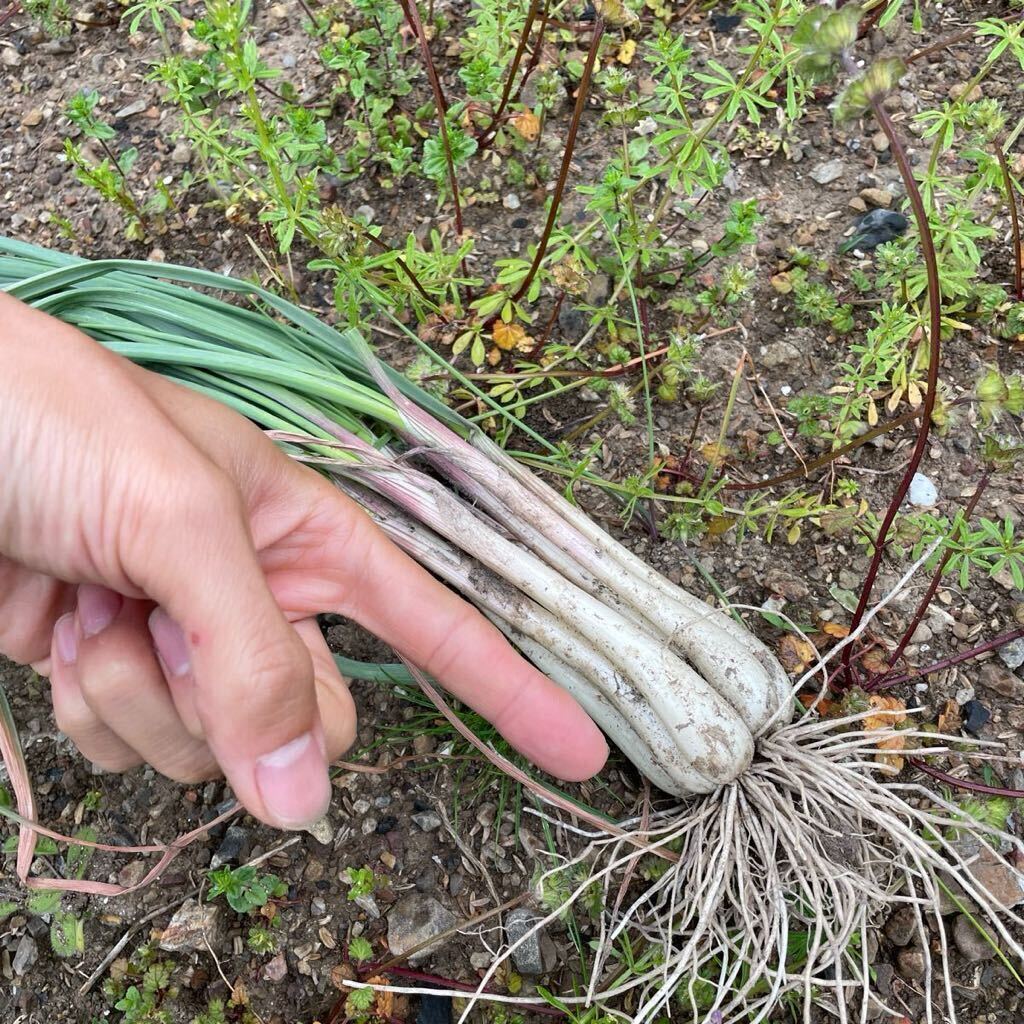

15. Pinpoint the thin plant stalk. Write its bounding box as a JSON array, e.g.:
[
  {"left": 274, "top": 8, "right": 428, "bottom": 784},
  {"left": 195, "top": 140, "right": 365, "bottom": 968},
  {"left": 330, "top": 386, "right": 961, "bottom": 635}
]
[
  {"left": 478, "top": 0, "right": 542, "bottom": 152},
  {"left": 840, "top": 69, "right": 943, "bottom": 685},
  {"left": 875, "top": 472, "right": 990, "bottom": 681},
  {"left": 511, "top": 14, "right": 604, "bottom": 303},
  {"left": 995, "top": 140, "right": 1023, "bottom": 300}
]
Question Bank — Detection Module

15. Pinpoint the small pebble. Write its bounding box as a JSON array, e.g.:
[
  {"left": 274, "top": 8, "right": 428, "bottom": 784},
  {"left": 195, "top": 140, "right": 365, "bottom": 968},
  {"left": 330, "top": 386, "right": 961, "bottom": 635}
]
[
  {"left": 503, "top": 193, "right": 521, "bottom": 210},
  {"left": 810, "top": 159, "right": 844, "bottom": 185},
  {"left": 411, "top": 811, "right": 443, "bottom": 832},
  {"left": 997, "top": 637, "right": 1024, "bottom": 671},
  {"left": 908, "top": 472, "right": 938, "bottom": 507}
]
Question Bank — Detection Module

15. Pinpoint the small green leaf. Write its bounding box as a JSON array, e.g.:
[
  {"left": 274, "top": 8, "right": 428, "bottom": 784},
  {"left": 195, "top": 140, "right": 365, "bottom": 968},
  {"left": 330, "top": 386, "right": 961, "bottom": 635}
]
[
  {"left": 27, "top": 890, "right": 61, "bottom": 915},
  {"left": 50, "top": 910, "right": 85, "bottom": 958}
]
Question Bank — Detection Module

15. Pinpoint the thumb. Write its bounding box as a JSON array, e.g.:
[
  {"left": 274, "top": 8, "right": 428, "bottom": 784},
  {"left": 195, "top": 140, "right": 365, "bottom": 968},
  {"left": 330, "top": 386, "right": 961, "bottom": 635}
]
[{"left": 134, "top": 471, "right": 331, "bottom": 831}]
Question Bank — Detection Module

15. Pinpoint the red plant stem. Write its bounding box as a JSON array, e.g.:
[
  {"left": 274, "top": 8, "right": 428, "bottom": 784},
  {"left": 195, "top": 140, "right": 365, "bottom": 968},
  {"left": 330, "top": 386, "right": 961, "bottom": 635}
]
[
  {"left": 874, "top": 472, "right": 991, "bottom": 681},
  {"left": 0, "top": 0, "right": 21, "bottom": 29},
  {"left": 511, "top": 16, "right": 605, "bottom": 303},
  {"left": 876, "top": 626, "right": 1024, "bottom": 689},
  {"left": 398, "top": 0, "right": 464, "bottom": 240},
  {"left": 839, "top": 69, "right": 943, "bottom": 686},
  {"left": 995, "top": 142, "right": 1023, "bottom": 301},
  {"left": 478, "top": 0, "right": 542, "bottom": 152},
  {"left": 855, "top": 1, "right": 886, "bottom": 40},
  {"left": 513, "top": 5, "right": 550, "bottom": 105},
  {"left": 909, "top": 758, "right": 1024, "bottom": 799}
]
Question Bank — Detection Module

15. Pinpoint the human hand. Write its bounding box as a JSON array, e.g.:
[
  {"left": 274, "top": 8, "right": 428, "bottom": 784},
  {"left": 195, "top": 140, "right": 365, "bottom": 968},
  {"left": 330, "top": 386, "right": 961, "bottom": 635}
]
[{"left": 0, "top": 293, "right": 607, "bottom": 829}]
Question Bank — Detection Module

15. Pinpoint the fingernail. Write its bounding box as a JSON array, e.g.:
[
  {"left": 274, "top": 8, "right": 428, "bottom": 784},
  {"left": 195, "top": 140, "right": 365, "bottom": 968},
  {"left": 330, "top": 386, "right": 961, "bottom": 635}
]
[
  {"left": 148, "top": 607, "right": 191, "bottom": 677},
  {"left": 255, "top": 731, "right": 331, "bottom": 829},
  {"left": 77, "top": 585, "right": 122, "bottom": 639},
  {"left": 54, "top": 614, "right": 78, "bottom": 666}
]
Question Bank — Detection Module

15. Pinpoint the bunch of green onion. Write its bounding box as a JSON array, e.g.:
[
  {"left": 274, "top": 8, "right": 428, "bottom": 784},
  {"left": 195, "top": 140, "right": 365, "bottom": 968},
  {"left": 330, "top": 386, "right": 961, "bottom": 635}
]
[
  {"left": 6, "top": 237, "right": 1024, "bottom": 1024},
  {"left": 0, "top": 235, "right": 792, "bottom": 799}
]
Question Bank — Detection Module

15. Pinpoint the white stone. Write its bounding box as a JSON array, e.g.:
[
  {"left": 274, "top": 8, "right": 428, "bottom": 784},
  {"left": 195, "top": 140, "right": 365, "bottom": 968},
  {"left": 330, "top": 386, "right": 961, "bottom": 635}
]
[{"left": 908, "top": 472, "right": 938, "bottom": 507}]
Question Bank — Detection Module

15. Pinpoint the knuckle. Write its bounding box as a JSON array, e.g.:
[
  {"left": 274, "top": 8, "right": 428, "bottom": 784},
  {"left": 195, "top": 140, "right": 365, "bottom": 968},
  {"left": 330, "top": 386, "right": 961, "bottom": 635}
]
[
  {"left": 78, "top": 650, "right": 136, "bottom": 711},
  {"left": 163, "top": 754, "right": 220, "bottom": 785},
  {"left": 165, "top": 465, "right": 241, "bottom": 531},
  {"left": 92, "top": 750, "right": 144, "bottom": 774},
  {"left": 421, "top": 614, "right": 481, "bottom": 684},
  {"left": 201, "top": 632, "right": 314, "bottom": 734}
]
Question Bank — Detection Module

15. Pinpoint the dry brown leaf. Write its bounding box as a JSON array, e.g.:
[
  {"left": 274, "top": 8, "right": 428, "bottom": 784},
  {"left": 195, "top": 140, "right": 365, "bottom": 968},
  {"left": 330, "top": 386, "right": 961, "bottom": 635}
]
[
  {"left": 937, "top": 698, "right": 961, "bottom": 735},
  {"left": 798, "top": 693, "right": 837, "bottom": 716},
  {"left": 552, "top": 257, "right": 587, "bottom": 296},
  {"left": 367, "top": 976, "right": 393, "bottom": 1018},
  {"left": 512, "top": 110, "right": 540, "bottom": 141},
  {"left": 492, "top": 320, "right": 527, "bottom": 350},
  {"left": 864, "top": 694, "right": 907, "bottom": 732},
  {"left": 330, "top": 963, "right": 356, "bottom": 991},
  {"left": 859, "top": 647, "right": 891, "bottom": 675},
  {"left": 778, "top": 634, "right": 816, "bottom": 674},
  {"left": 865, "top": 694, "right": 907, "bottom": 774}
]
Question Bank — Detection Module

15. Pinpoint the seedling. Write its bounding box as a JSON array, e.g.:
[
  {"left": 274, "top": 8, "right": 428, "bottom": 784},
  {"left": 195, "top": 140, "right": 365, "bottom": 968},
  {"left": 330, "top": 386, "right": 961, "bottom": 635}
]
[{"left": 206, "top": 865, "right": 286, "bottom": 915}]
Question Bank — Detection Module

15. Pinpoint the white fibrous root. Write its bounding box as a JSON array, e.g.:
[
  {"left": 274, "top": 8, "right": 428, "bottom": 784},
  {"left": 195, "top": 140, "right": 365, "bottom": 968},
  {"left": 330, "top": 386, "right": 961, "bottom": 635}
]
[{"left": 344, "top": 714, "right": 1024, "bottom": 1024}]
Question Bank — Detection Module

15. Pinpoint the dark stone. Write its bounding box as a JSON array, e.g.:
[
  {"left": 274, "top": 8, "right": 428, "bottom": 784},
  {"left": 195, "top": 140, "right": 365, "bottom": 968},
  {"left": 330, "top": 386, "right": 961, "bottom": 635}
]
[
  {"left": 511, "top": 217, "right": 529, "bottom": 229},
  {"left": 417, "top": 994, "right": 452, "bottom": 1024},
  {"left": 962, "top": 700, "right": 991, "bottom": 736},
  {"left": 376, "top": 815, "right": 398, "bottom": 834},
  {"left": 711, "top": 13, "right": 742, "bottom": 32},
  {"left": 210, "top": 826, "right": 249, "bottom": 868},
  {"left": 839, "top": 209, "right": 909, "bottom": 253}
]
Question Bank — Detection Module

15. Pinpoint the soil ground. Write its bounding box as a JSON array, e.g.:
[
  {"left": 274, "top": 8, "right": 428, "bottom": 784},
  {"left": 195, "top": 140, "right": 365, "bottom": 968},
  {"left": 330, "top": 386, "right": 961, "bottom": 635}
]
[{"left": 2, "top": 2, "right": 1024, "bottom": 1023}]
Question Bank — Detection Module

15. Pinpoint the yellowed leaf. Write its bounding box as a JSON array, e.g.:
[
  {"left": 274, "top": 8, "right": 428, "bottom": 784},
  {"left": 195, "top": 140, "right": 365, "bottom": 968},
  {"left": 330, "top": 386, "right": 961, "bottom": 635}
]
[
  {"left": 492, "top": 320, "right": 527, "bottom": 350},
  {"left": 864, "top": 694, "right": 906, "bottom": 732},
  {"left": 512, "top": 110, "right": 540, "bottom": 141},
  {"left": 594, "top": 0, "right": 640, "bottom": 26},
  {"left": 770, "top": 272, "right": 793, "bottom": 294},
  {"left": 778, "top": 634, "right": 816, "bottom": 674},
  {"left": 617, "top": 39, "right": 637, "bottom": 65},
  {"left": 887, "top": 386, "right": 904, "bottom": 412},
  {"left": 700, "top": 441, "right": 729, "bottom": 468},
  {"left": 822, "top": 621, "right": 850, "bottom": 639},
  {"left": 867, "top": 396, "right": 878, "bottom": 426},
  {"left": 706, "top": 515, "right": 735, "bottom": 537},
  {"left": 907, "top": 379, "right": 922, "bottom": 408}
]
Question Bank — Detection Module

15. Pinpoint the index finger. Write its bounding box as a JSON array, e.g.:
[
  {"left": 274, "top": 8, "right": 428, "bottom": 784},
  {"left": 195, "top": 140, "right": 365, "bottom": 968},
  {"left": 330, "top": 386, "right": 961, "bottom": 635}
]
[{"left": 290, "top": 494, "right": 608, "bottom": 783}]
